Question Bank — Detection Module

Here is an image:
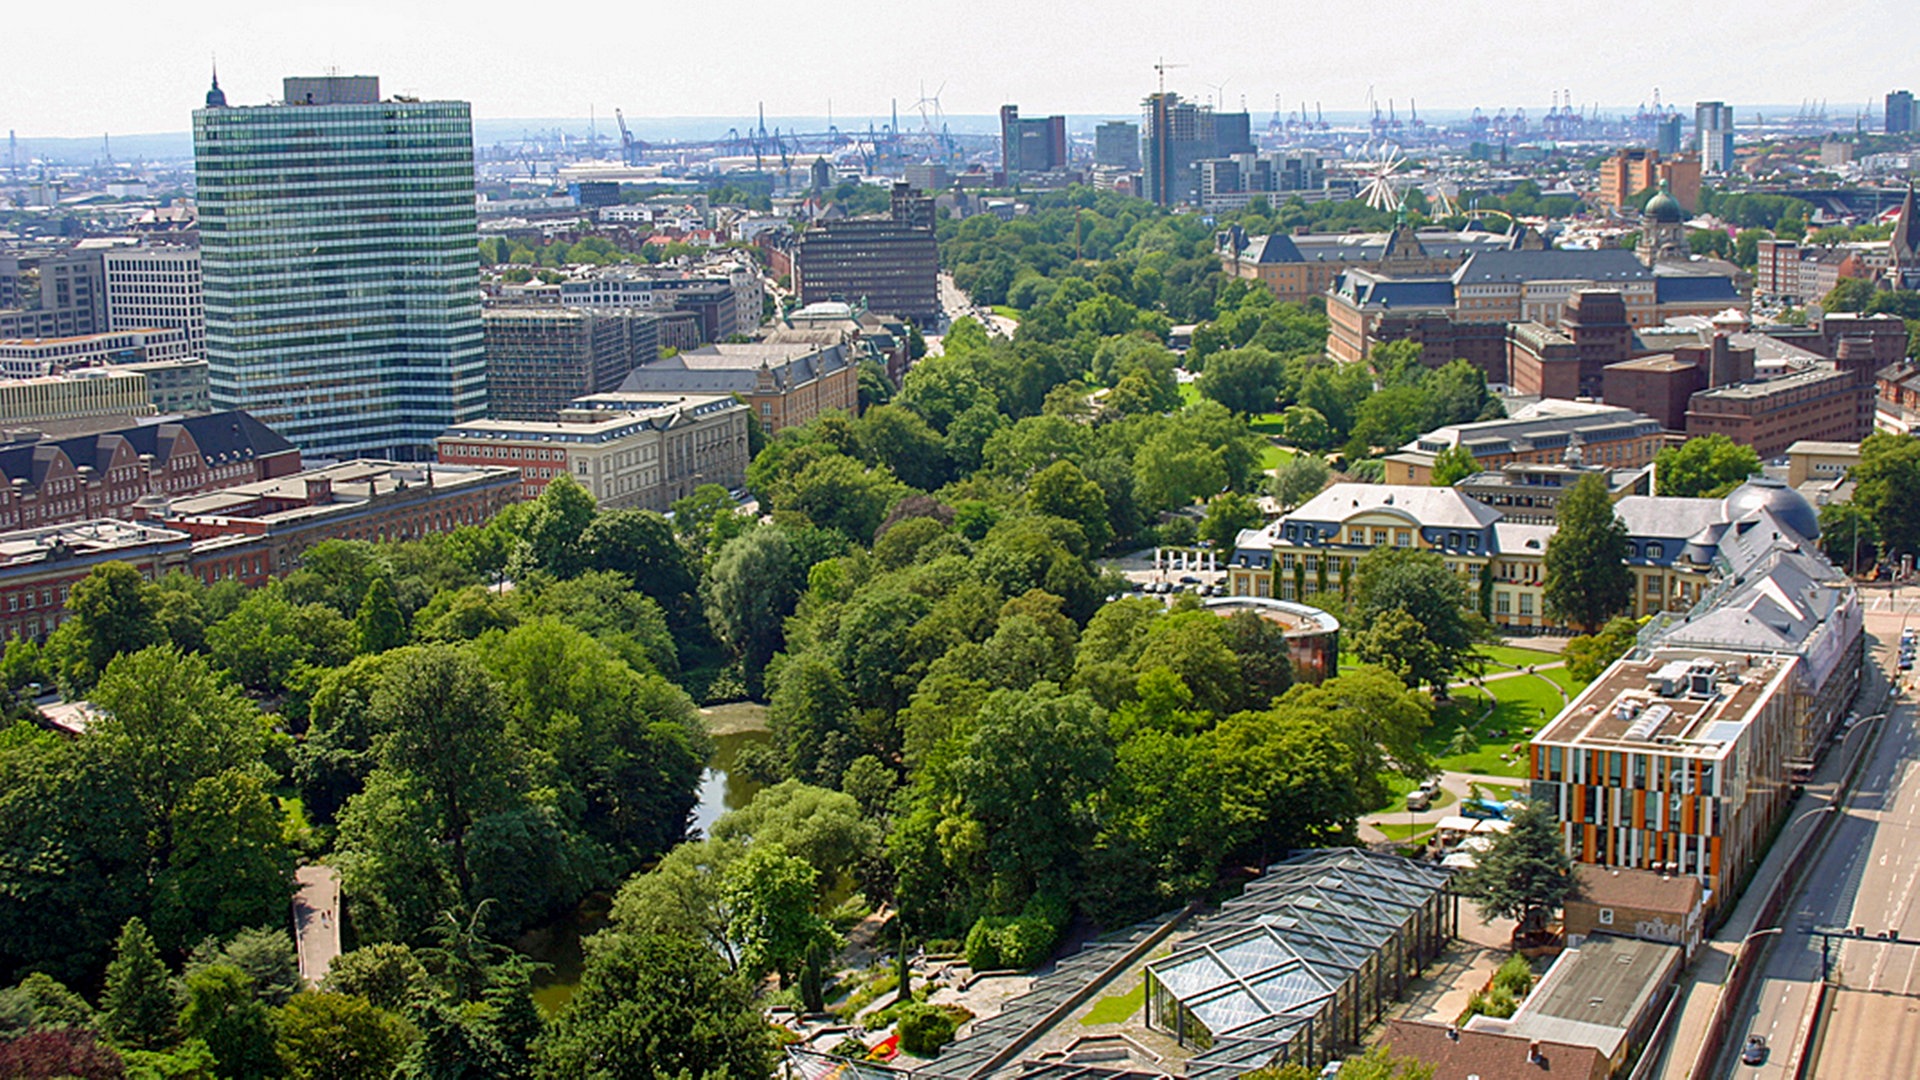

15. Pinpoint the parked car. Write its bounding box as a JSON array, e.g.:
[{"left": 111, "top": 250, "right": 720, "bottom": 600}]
[
  {"left": 1405, "top": 789, "right": 1433, "bottom": 812},
  {"left": 1741, "top": 1035, "right": 1768, "bottom": 1065}
]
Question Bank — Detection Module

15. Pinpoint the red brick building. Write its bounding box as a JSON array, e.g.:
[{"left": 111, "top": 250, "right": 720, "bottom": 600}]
[
  {"left": 156, "top": 461, "right": 521, "bottom": 588},
  {"left": 1684, "top": 365, "right": 1866, "bottom": 458},
  {"left": 0, "top": 461, "right": 520, "bottom": 644},
  {"left": 0, "top": 412, "right": 299, "bottom": 533}
]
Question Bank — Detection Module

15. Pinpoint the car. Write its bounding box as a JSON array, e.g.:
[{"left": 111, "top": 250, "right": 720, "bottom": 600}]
[
  {"left": 1902, "top": 658, "right": 1913, "bottom": 671},
  {"left": 1179, "top": 575, "right": 1201, "bottom": 585},
  {"left": 1741, "top": 1034, "right": 1768, "bottom": 1065}
]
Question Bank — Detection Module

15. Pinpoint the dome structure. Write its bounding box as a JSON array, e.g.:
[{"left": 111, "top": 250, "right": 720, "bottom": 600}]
[
  {"left": 1723, "top": 477, "right": 1820, "bottom": 541},
  {"left": 1644, "top": 181, "right": 1684, "bottom": 225}
]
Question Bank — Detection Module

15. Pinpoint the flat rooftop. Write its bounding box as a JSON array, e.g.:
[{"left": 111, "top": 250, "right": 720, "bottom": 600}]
[
  {"left": 1497, "top": 934, "right": 1681, "bottom": 1055},
  {"left": 1535, "top": 650, "right": 1792, "bottom": 757},
  {"left": 0, "top": 518, "right": 189, "bottom": 566}
]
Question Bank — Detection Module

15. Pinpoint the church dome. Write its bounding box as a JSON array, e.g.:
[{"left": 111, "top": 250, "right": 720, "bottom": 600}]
[
  {"left": 1723, "top": 477, "right": 1820, "bottom": 541},
  {"left": 1644, "top": 182, "right": 1684, "bottom": 225}
]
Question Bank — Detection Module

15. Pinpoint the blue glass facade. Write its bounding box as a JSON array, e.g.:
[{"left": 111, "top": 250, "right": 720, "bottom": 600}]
[{"left": 193, "top": 94, "right": 485, "bottom": 459}]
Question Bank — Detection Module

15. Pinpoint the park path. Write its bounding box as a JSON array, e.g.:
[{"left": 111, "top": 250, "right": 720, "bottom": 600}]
[
  {"left": 1356, "top": 659, "right": 1572, "bottom": 844},
  {"left": 292, "top": 865, "right": 342, "bottom": 986}
]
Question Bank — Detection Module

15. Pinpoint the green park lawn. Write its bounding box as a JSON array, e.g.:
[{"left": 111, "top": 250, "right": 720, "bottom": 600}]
[
  {"left": 990, "top": 305, "right": 1023, "bottom": 323},
  {"left": 1258, "top": 443, "right": 1296, "bottom": 470},
  {"left": 1418, "top": 672, "right": 1568, "bottom": 779},
  {"left": 1374, "top": 821, "right": 1438, "bottom": 844},
  {"left": 1177, "top": 381, "right": 1201, "bottom": 405}
]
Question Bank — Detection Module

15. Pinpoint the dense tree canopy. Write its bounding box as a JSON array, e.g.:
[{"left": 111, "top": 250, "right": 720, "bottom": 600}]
[{"left": 1653, "top": 434, "right": 1761, "bottom": 498}]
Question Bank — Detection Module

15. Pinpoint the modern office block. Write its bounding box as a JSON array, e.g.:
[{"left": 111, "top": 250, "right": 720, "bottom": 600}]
[
  {"left": 193, "top": 73, "right": 484, "bottom": 460},
  {"left": 1693, "top": 101, "right": 1734, "bottom": 174},
  {"left": 103, "top": 246, "right": 204, "bottom": 359},
  {"left": 1889, "top": 90, "right": 1915, "bottom": 135}
]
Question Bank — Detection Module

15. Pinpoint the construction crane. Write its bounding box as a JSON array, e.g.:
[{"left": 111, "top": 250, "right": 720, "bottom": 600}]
[
  {"left": 1153, "top": 58, "right": 1187, "bottom": 96},
  {"left": 615, "top": 109, "right": 642, "bottom": 166}
]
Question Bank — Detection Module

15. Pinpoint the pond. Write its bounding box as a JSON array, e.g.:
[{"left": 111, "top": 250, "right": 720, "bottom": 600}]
[
  {"left": 690, "top": 716, "right": 774, "bottom": 839},
  {"left": 527, "top": 703, "right": 771, "bottom": 1015}
]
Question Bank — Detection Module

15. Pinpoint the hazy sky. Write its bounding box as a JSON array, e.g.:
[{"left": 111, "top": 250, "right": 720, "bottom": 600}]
[{"left": 5, "top": 0, "right": 1913, "bottom": 136}]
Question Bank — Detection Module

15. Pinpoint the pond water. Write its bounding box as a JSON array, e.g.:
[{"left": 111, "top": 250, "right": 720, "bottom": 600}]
[
  {"left": 690, "top": 725, "right": 773, "bottom": 838},
  {"left": 527, "top": 710, "right": 771, "bottom": 1014}
]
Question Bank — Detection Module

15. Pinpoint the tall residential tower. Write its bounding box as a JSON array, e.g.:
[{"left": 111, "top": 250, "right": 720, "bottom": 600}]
[{"left": 193, "top": 73, "right": 484, "bottom": 459}]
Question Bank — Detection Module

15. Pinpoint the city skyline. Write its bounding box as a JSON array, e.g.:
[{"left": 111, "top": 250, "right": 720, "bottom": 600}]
[{"left": 3, "top": 0, "right": 1914, "bottom": 139}]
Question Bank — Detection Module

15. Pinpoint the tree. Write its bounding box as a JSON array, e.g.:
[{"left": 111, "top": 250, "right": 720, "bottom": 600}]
[
  {"left": 1197, "top": 346, "right": 1283, "bottom": 415},
  {"left": 1652, "top": 434, "right": 1761, "bottom": 497},
  {"left": 352, "top": 578, "right": 407, "bottom": 656},
  {"left": 722, "top": 845, "right": 837, "bottom": 1011},
  {"left": 324, "top": 944, "right": 429, "bottom": 1013},
  {"left": 1429, "top": 445, "right": 1479, "bottom": 487},
  {"left": 1853, "top": 432, "right": 1920, "bottom": 561},
  {"left": 774, "top": 453, "right": 907, "bottom": 542},
  {"left": 180, "top": 964, "right": 279, "bottom": 1080},
  {"left": 1350, "top": 548, "right": 1488, "bottom": 691},
  {"left": 1268, "top": 454, "right": 1330, "bottom": 510},
  {"left": 701, "top": 525, "right": 797, "bottom": 682},
  {"left": 517, "top": 473, "right": 598, "bottom": 578},
  {"left": 187, "top": 927, "right": 304, "bottom": 1009},
  {"left": 1820, "top": 500, "right": 1877, "bottom": 574},
  {"left": 154, "top": 771, "right": 298, "bottom": 951},
  {"left": 276, "top": 993, "right": 412, "bottom": 1080},
  {"left": 1563, "top": 616, "right": 1641, "bottom": 684},
  {"left": 1199, "top": 492, "right": 1265, "bottom": 548},
  {"left": 1277, "top": 405, "right": 1332, "bottom": 450},
  {"left": 607, "top": 839, "right": 741, "bottom": 968},
  {"left": 1028, "top": 461, "right": 1113, "bottom": 553},
  {"left": 1823, "top": 277, "right": 1878, "bottom": 313},
  {"left": 0, "top": 1028, "right": 126, "bottom": 1079},
  {"left": 711, "top": 781, "right": 879, "bottom": 894},
  {"left": 856, "top": 404, "right": 949, "bottom": 491},
  {"left": 88, "top": 646, "right": 267, "bottom": 861},
  {"left": 534, "top": 929, "right": 773, "bottom": 1080},
  {"left": 99, "top": 918, "right": 176, "bottom": 1051},
  {"left": 1464, "top": 801, "right": 1574, "bottom": 937},
  {"left": 1133, "top": 430, "right": 1226, "bottom": 511},
  {"left": 348, "top": 646, "right": 515, "bottom": 920},
  {"left": 0, "top": 972, "right": 95, "bottom": 1033},
  {"left": 1543, "top": 474, "right": 1633, "bottom": 632},
  {"left": 206, "top": 587, "right": 355, "bottom": 695},
  {"left": 41, "top": 562, "right": 161, "bottom": 692}
]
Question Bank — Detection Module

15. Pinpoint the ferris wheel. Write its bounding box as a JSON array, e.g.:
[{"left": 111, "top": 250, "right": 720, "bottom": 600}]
[{"left": 1357, "top": 141, "right": 1406, "bottom": 212}]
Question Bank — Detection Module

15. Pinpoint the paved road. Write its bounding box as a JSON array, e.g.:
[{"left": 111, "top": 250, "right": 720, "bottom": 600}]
[
  {"left": 1715, "top": 608, "right": 1916, "bottom": 1078},
  {"left": 293, "top": 865, "right": 342, "bottom": 986}
]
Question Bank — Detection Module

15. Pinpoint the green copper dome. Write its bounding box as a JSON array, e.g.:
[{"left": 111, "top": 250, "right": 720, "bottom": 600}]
[{"left": 1644, "top": 180, "right": 1683, "bottom": 225}]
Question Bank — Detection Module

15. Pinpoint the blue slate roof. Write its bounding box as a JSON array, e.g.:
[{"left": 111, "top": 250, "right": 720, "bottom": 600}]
[
  {"left": 1253, "top": 233, "right": 1304, "bottom": 264},
  {"left": 1655, "top": 275, "right": 1743, "bottom": 304},
  {"left": 1452, "top": 248, "right": 1650, "bottom": 285}
]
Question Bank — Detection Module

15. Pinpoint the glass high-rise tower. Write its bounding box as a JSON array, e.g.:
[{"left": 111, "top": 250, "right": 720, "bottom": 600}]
[{"left": 193, "top": 74, "right": 485, "bottom": 460}]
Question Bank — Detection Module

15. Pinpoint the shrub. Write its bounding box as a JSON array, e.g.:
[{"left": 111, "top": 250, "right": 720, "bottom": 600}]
[
  {"left": 897, "top": 1004, "right": 958, "bottom": 1056},
  {"left": 963, "top": 894, "right": 1068, "bottom": 971},
  {"left": 1492, "top": 954, "right": 1535, "bottom": 998}
]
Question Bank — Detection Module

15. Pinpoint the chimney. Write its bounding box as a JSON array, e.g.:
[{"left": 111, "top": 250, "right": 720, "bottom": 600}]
[
  {"left": 1447, "top": 1025, "right": 1460, "bottom": 1042},
  {"left": 1708, "top": 334, "right": 1734, "bottom": 387},
  {"left": 1529, "top": 1040, "right": 1545, "bottom": 1065}
]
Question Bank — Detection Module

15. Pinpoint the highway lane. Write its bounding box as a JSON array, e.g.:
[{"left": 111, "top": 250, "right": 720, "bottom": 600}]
[{"left": 1722, "top": 610, "right": 1916, "bottom": 1077}]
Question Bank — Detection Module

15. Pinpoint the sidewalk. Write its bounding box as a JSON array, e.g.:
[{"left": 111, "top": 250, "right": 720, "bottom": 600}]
[{"left": 292, "top": 865, "right": 342, "bottom": 986}]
